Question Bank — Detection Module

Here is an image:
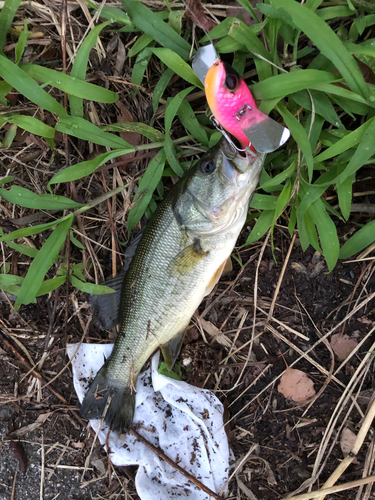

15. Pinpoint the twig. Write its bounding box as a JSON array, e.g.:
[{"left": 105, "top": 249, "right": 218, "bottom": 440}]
[
  {"left": 282, "top": 475, "right": 375, "bottom": 500},
  {"left": 315, "top": 396, "right": 375, "bottom": 500},
  {"left": 129, "top": 428, "right": 224, "bottom": 500}
]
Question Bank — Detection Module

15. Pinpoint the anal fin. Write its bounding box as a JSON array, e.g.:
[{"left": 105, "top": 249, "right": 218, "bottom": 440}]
[{"left": 161, "top": 328, "right": 187, "bottom": 370}]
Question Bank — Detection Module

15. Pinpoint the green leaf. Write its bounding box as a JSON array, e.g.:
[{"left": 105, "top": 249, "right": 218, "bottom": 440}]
[
  {"left": 270, "top": 0, "right": 370, "bottom": 99},
  {"left": 177, "top": 100, "right": 208, "bottom": 147},
  {"left": 127, "top": 148, "right": 167, "bottom": 234},
  {"left": 128, "top": 33, "right": 153, "bottom": 57},
  {"left": 15, "top": 216, "right": 73, "bottom": 309},
  {"left": 168, "top": 10, "right": 184, "bottom": 35},
  {"left": 56, "top": 116, "right": 132, "bottom": 149},
  {"left": 0, "top": 176, "right": 13, "bottom": 185},
  {"left": 152, "top": 68, "right": 173, "bottom": 113},
  {"left": 120, "top": 0, "right": 190, "bottom": 60},
  {"left": 70, "top": 275, "right": 116, "bottom": 294},
  {"left": 0, "top": 0, "right": 22, "bottom": 53},
  {"left": 0, "top": 185, "right": 83, "bottom": 210},
  {"left": 151, "top": 48, "right": 203, "bottom": 88},
  {"left": 251, "top": 70, "right": 338, "bottom": 100},
  {"left": 5, "top": 241, "right": 38, "bottom": 258},
  {"left": 277, "top": 103, "right": 314, "bottom": 181},
  {"left": 245, "top": 210, "right": 274, "bottom": 245},
  {"left": 4, "top": 114, "right": 55, "bottom": 138},
  {"left": 336, "top": 164, "right": 353, "bottom": 221},
  {"left": 15, "top": 19, "right": 28, "bottom": 64},
  {"left": 0, "top": 218, "right": 71, "bottom": 242},
  {"left": 21, "top": 63, "right": 118, "bottom": 103},
  {"left": 102, "top": 122, "right": 164, "bottom": 142},
  {"left": 36, "top": 276, "right": 66, "bottom": 297},
  {"left": 131, "top": 47, "right": 153, "bottom": 97},
  {"left": 314, "top": 118, "right": 374, "bottom": 163},
  {"left": 48, "top": 149, "right": 133, "bottom": 186},
  {"left": 250, "top": 194, "right": 278, "bottom": 211},
  {"left": 70, "top": 21, "right": 111, "bottom": 117},
  {"left": 291, "top": 89, "right": 342, "bottom": 128},
  {"left": 339, "top": 220, "right": 375, "bottom": 259},
  {"left": 228, "top": 20, "right": 272, "bottom": 81},
  {"left": 308, "top": 199, "right": 339, "bottom": 271},
  {"left": 259, "top": 160, "right": 296, "bottom": 191},
  {"left": 0, "top": 55, "right": 67, "bottom": 116},
  {"left": 337, "top": 118, "right": 375, "bottom": 185},
  {"left": 297, "top": 208, "right": 321, "bottom": 252}
]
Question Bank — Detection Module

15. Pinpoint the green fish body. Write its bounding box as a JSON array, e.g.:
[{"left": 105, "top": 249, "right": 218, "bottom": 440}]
[{"left": 80, "top": 139, "right": 265, "bottom": 433}]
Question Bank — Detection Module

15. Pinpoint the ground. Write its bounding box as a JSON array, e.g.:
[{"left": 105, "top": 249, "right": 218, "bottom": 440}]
[{"left": 1, "top": 224, "right": 374, "bottom": 499}]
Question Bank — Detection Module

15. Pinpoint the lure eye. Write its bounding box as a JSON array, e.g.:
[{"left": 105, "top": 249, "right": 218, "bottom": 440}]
[
  {"left": 225, "top": 73, "right": 239, "bottom": 91},
  {"left": 200, "top": 160, "right": 216, "bottom": 174}
]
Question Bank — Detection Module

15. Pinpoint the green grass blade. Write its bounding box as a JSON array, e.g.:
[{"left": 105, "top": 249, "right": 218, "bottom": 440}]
[
  {"left": 36, "top": 276, "right": 66, "bottom": 297},
  {"left": 69, "top": 21, "right": 111, "bottom": 117},
  {"left": 120, "top": 0, "right": 190, "bottom": 60},
  {"left": 102, "top": 122, "right": 164, "bottom": 142},
  {"left": 177, "top": 100, "right": 208, "bottom": 147},
  {"left": 70, "top": 275, "right": 115, "bottom": 294},
  {"left": 228, "top": 20, "right": 272, "bottom": 81},
  {"left": 0, "top": 186, "right": 83, "bottom": 210},
  {"left": 127, "top": 148, "right": 166, "bottom": 234},
  {"left": 0, "top": 55, "right": 67, "bottom": 116},
  {"left": 339, "top": 220, "right": 375, "bottom": 259},
  {"left": 0, "top": 0, "right": 22, "bottom": 53},
  {"left": 48, "top": 149, "right": 133, "bottom": 186},
  {"left": 250, "top": 194, "right": 278, "bottom": 211},
  {"left": 22, "top": 63, "right": 118, "bottom": 104},
  {"left": 56, "top": 116, "right": 132, "bottom": 149},
  {"left": 131, "top": 46, "right": 153, "bottom": 97},
  {"left": 0, "top": 217, "right": 71, "bottom": 242},
  {"left": 4, "top": 114, "right": 55, "bottom": 138},
  {"left": 15, "top": 19, "right": 28, "bottom": 64},
  {"left": 270, "top": 0, "right": 370, "bottom": 99},
  {"left": 5, "top": 241, "right": 38, "bottom": 258},
  {"left": 314, "top": 118, "right": 374, "bottom": 163},
  {"left": 308, "top": 199, "right": 339, "bottom": 271},
  {"left": 14, "top": 215, "right": 73, "bottom": 309},
  {"left": 245, "top": 210, "right": 274, "bottom": 245},
  {"left": 337, "top": 118, "right": 375, "bottom": 185},
  {"left": 336, "top": 165, "right": 353, "bottom": 220},
  {"left": 128, "top": 33, "right": 153, "bottom": 57},
  {"left": 152, "top": 68, "right": 173, "bottom": 113},
  {"left": 277, "top": 103, "right": 314, "bottom": 181},
  {"left": 151, "top": 48, "right": 203, "bottom": 88},
  {"left": 251, "top": 70, "right": 338, "bottom": 100}
]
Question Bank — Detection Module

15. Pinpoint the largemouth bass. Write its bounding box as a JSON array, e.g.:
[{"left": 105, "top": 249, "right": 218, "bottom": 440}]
[{"left": 80, "top": 138, "right": 265, "bottom": 433}]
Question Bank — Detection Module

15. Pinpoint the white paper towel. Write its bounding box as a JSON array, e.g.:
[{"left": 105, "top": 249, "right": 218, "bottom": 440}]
[{"left": 67, "top": 343, "right": 230, "bottom": 499}]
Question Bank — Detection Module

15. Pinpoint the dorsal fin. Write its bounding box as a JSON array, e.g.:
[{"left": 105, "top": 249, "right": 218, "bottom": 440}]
[{"left": 89, "top": 229, "right": 144, "bottom": 330}]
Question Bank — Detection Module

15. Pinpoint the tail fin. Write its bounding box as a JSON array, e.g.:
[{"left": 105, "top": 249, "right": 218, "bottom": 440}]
[{"left": 80, "top": 366, "right": 135, "bottom": 434}]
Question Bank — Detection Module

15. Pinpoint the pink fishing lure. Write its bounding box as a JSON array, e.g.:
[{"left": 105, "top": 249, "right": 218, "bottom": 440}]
[{"left": 205, "top": 60, "right": 256, "bottom": 149}]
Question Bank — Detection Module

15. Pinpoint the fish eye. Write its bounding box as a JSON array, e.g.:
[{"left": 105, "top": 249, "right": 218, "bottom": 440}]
[
  {"left": 225, "top": 73, "right": 239, "bottom": 91},
  {"left": 200, "top": 160, "right": 216, "bottom": 174}
]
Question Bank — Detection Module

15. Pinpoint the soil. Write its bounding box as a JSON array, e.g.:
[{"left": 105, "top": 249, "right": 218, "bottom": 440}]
[{"left": 0, "top": 226, "right": 374, "bottom": 500}]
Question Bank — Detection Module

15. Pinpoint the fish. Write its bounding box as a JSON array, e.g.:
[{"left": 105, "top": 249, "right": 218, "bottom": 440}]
[
  {"left": 80, "top": 138, "right": 265, "bottom": 434},
  {"left": 200, "top": 51, "right": 290, "bottom": 153}
]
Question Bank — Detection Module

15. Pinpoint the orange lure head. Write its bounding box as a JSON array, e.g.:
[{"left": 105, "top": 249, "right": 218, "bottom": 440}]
[{"left": 205, "top": 60, "right": 257, "bottom": 149}]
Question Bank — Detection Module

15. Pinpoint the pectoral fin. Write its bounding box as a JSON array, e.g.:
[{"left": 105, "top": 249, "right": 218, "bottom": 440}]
[
  {"left": 169, "top": 239, "right": 208, "bottom": 276},
  {"left": 161, "top": 329, "right": 187, "bottom": 370}
]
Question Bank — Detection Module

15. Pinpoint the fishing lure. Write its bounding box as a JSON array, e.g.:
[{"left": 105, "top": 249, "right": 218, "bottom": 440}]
[{"left": 192, "top": 44, "right": 290, "bottom": 153}]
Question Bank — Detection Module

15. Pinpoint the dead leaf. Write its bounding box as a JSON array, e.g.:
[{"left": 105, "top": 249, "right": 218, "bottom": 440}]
[
  {"left": 330, "top": 333, "right": 358, "bottom": 361},
  {"left": 10, "top": 441, "right": 28, "bottom": 472},
  {"left": 340, "top": 427, "right": 357, "bottom": 457},
  {"left": 6, "top": 412, "right": 52, "bottom": 438},
  {"left": 278, "top": 368, "right": 316, "bottom": 404},
  {"left": 185, "top": 0, "right": 215, "bottom": 31}
]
